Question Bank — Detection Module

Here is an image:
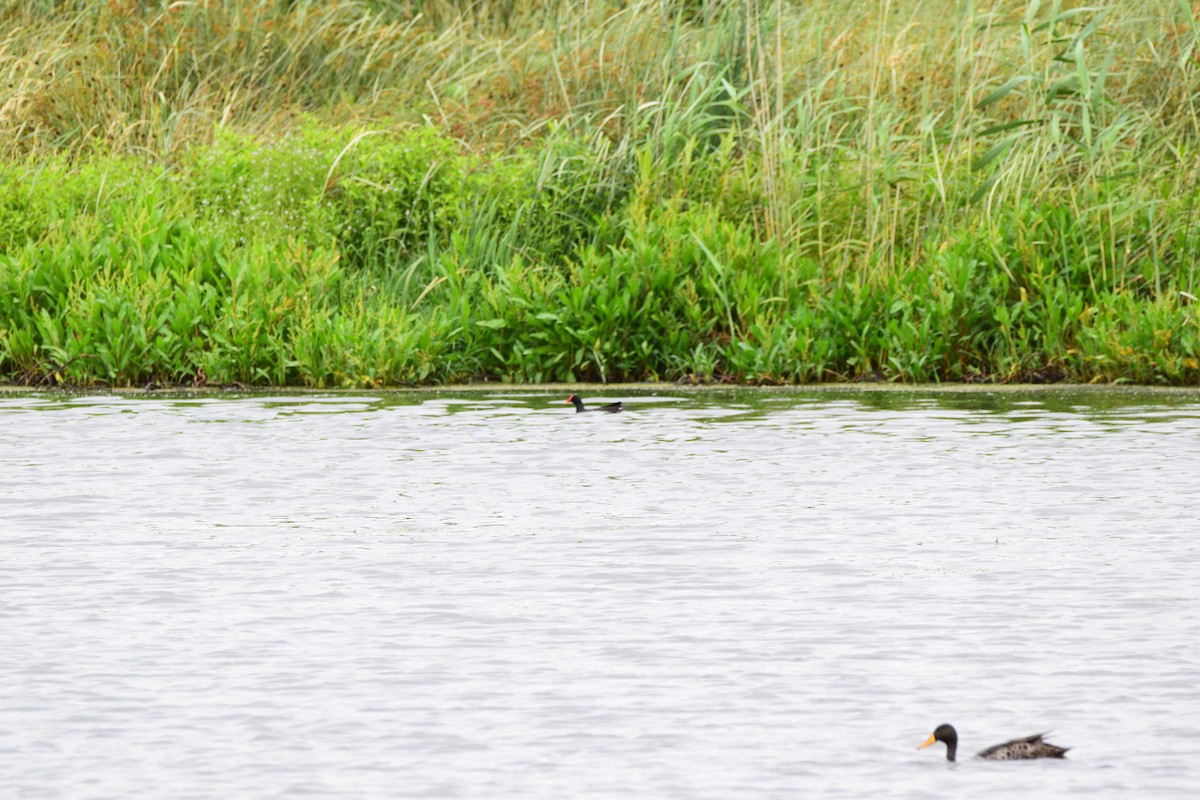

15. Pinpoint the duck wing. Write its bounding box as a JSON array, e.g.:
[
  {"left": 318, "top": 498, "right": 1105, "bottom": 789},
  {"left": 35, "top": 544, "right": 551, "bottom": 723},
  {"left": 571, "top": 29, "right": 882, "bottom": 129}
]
[
  {"left": 596, "top": 402, "right": 623, "bottom": 413},
  {"left": 977, "top": 732, "right": 1069, "bottom": 760}
]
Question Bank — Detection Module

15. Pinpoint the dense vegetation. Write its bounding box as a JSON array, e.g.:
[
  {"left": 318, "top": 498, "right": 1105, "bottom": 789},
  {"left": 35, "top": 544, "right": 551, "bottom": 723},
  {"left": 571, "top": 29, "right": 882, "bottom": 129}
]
[{"left": 2, "top": 0, "right": 1199, "bottom": 387}]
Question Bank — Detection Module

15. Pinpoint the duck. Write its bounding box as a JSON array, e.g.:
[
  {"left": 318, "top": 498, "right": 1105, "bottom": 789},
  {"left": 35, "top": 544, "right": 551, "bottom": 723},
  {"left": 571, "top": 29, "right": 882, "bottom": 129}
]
[
  {"left": 919, "top": 723, "right": 1069, "bottom": 762},
  {"left": 565, "top": 393, "right": 622, "bottom": 413}
]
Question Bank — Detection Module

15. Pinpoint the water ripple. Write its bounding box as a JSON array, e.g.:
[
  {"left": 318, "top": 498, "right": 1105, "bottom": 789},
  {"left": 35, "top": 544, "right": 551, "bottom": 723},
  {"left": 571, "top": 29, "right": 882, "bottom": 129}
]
[{"left": 1, "top": 389, "right": 1199, "bottom": 798}]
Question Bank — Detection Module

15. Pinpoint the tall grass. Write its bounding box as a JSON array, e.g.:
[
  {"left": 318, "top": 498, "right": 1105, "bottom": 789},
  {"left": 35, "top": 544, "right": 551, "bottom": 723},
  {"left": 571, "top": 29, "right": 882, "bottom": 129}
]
[{"left": 1, "top": 0, "right": 1198, "bottom": 386}]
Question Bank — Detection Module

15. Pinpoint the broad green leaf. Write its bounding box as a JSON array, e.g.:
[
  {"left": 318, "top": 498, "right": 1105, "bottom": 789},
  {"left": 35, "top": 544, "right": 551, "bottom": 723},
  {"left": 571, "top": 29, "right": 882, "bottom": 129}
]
[
  {"left": 976, "top": 76, "right": 1033, "bottom": 109},
  {"left": 969, "top": 172, "right": 1003, "bottom": 204},
  {"left": 978, "top": 119, "right": 1042, "bottom": 137},
  {"left": 972, "top": 134, "right": 1022, "bottom": 171},
  {"left": 1045, "top": 76, "right": 1082, "bottom": 101}
]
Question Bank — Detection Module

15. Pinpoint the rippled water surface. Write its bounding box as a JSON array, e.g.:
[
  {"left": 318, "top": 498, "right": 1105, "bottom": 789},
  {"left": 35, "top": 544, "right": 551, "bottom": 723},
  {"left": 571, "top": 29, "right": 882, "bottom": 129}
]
[{"left": 2, "top": 388, "right": 1199, "bottom": 798}]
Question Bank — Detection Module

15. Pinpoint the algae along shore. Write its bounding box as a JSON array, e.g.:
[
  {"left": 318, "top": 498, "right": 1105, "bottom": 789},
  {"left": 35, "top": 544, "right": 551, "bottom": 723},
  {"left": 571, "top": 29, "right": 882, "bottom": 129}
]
[{"left": 2, "top": 1, "right": 1199, "bottom": 388}]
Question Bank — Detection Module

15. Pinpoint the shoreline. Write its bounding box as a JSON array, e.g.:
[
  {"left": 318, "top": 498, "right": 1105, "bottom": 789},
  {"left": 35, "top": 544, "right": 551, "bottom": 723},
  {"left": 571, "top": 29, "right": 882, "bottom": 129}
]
[{"left": 6, "top": 381, "right": 1200, "bottom": 397}]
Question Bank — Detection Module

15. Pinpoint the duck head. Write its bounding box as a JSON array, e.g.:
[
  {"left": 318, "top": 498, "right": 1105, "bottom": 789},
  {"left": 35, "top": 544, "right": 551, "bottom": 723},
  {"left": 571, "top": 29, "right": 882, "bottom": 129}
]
[{"left": 919, "top": 723, "right": 958, "bottom": 762}]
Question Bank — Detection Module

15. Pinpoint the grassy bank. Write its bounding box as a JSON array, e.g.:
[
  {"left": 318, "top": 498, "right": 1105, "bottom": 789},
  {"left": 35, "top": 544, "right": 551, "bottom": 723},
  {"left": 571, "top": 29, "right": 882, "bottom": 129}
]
[{"left": 2, "top": 0, "right": 1199, "bottom": 386}]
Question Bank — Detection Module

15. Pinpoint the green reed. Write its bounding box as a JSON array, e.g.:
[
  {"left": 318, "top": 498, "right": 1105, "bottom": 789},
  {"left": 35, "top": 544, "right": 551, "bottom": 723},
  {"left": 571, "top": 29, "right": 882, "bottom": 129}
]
[{"left": 1, "top": 1, "right": 1198, "bottom": 386}]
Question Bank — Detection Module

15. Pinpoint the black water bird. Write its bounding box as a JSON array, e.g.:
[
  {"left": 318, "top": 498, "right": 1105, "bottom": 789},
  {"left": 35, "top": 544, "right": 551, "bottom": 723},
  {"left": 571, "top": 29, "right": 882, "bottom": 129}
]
[
  {"left": 565, "top": 393, "right": 622, "bottom": 413},
  {"left": 919, "top": 724, "right": 1069, "bottom": 762}
]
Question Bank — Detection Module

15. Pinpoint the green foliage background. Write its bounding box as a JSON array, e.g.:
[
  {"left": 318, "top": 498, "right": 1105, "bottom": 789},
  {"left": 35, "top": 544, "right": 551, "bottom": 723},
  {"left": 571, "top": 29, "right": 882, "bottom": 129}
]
[{"left": 1, "top": 1, "right": 1198, "bottom": 386}]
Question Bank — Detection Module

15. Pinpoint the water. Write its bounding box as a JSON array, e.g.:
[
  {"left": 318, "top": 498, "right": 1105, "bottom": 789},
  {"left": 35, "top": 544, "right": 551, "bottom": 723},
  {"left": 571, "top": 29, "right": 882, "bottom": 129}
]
[{"left": 2, "top": 387, "right": 1198, "bottom": 798}]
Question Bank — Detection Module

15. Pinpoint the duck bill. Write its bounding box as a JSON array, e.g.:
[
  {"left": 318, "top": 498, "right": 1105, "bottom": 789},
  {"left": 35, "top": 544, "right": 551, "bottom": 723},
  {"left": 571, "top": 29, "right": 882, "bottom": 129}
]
[{"left": 918, "top": 733, "right": 937, "bottom": 750}]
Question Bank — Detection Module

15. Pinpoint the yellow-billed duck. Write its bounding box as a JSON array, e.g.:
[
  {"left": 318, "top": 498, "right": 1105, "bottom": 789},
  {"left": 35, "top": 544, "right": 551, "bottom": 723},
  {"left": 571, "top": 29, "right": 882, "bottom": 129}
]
[{"left": 919, "top": 723, "right": 1069, "bottom": 762}]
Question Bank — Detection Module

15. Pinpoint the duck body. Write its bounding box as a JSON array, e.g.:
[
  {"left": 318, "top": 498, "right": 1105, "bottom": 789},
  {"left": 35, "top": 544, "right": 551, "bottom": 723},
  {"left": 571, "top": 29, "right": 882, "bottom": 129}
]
[
  {"left": 919, "top": 723, "right": 1069, "bottom": 762},
  {"left": 565, "top": 394, "right": 622, "bottom": 413},
  {"left": 977, "top": 732, "right": 1070, "bottom": 761}
]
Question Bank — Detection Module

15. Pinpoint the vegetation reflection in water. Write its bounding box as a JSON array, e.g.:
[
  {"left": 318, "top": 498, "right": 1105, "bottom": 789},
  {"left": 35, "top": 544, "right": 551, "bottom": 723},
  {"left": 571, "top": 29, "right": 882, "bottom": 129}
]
[{"left": 6, "top": 384, "right": 1200, "bottom": 427}]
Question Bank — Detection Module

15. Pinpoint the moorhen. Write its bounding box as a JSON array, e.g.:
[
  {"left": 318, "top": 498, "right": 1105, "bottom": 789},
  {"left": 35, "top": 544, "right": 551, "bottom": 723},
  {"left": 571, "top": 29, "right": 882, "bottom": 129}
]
[{"left": 565, "top": 394, "right": 622, "bottom": 413}]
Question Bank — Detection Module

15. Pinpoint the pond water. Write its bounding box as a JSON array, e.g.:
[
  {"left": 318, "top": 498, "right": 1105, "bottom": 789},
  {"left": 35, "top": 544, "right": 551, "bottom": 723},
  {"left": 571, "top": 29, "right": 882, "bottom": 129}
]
[{"left": 2, "top": 387, "right": 1199, "bottom": 798}]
